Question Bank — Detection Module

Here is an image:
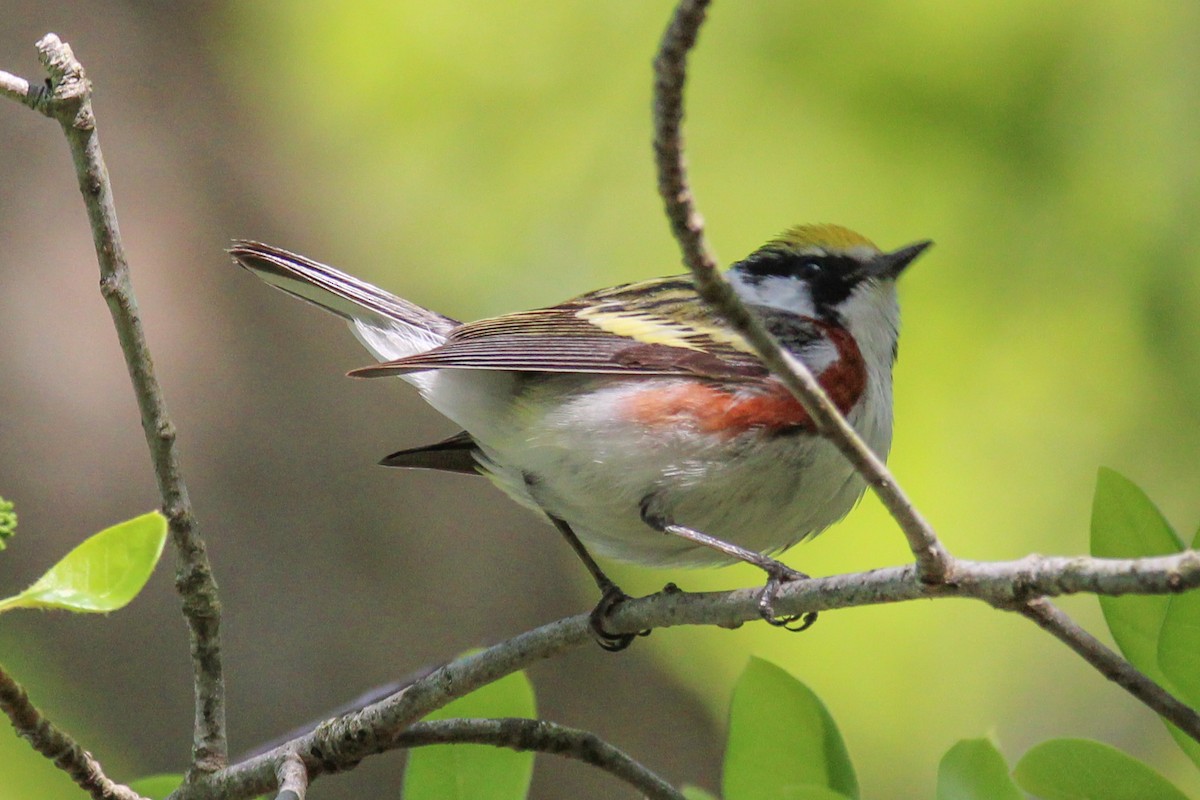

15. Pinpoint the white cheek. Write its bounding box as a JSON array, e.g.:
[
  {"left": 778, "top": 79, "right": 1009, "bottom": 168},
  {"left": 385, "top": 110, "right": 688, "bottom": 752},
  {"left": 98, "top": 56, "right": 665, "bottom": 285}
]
[
  {"left": 839, "top": 281, "right": 900, "bottom": 461},
  {"left": 840, "top": 281, "right": 899, "bottom": 364},
  {"left": 727, "top": 272, "right": 816, "bottom": 317}
]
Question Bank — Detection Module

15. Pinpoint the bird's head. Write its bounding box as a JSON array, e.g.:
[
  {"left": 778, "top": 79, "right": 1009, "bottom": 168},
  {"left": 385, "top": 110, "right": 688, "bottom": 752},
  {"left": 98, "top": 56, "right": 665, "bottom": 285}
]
[{"left": 728, "top": 223, "right": 931, "bottom": 362}]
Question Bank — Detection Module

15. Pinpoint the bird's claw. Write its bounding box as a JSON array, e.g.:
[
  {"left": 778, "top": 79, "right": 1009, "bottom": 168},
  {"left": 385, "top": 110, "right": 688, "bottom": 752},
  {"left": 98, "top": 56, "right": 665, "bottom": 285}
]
[
  {"left": 589, "top": 583, "right": 650, "bottom": 652},
  {"left": 756, "top": 566, "right": 818, "bottom": 632}
]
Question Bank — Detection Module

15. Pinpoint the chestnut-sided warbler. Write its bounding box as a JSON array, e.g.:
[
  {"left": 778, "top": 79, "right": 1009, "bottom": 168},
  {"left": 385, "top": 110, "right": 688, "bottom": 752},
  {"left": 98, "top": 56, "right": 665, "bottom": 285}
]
[{"left": 230, "top": 225, "right": 929, "bottom": 649}]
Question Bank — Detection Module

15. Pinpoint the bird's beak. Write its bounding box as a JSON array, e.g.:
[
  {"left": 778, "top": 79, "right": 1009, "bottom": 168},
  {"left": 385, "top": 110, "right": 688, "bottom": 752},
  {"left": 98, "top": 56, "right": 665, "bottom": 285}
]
[{"left": 874, "top": 240, "right": 933, "bottom": 279}]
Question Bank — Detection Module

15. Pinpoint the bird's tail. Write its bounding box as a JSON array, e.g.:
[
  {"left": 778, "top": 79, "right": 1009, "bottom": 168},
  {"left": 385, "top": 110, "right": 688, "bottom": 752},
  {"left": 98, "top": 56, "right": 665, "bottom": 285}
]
[{"left": 229, "top": 241, "right": 458, "bottom": 362}]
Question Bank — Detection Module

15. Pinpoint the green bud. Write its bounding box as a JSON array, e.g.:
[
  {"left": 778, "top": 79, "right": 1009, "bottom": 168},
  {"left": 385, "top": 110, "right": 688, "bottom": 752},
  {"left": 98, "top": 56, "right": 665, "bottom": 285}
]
[{"left": 0, "top": 497, "right": 16, "bottom": 550}]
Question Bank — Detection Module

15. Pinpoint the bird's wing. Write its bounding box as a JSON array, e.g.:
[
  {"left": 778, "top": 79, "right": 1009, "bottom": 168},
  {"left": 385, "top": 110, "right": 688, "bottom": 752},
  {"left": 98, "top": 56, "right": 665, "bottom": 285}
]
[{"left": 349, "top": 276, "right": 822, "bottom": 381}]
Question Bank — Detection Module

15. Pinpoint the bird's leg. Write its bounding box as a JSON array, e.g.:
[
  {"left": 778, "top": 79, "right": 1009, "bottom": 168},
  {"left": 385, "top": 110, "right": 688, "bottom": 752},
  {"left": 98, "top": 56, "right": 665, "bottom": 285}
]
[
  {"left": 547, "top": 514, "right": 650, "bottom": 651},
  {"left": 638, "top": 497, "right": 818, "bottom": 632}
]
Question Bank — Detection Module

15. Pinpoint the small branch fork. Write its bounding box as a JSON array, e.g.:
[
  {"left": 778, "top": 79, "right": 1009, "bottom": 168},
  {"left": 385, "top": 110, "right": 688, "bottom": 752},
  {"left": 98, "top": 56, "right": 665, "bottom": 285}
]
[{"left": 1, "top": 35, "right": 226, "bottom": 774}]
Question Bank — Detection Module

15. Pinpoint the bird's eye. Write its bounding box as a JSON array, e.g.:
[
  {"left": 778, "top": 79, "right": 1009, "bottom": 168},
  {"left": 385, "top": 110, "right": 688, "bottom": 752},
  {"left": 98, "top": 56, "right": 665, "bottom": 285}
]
[{"left": 800, "top": 261, "right": 823, "bottom": 278}]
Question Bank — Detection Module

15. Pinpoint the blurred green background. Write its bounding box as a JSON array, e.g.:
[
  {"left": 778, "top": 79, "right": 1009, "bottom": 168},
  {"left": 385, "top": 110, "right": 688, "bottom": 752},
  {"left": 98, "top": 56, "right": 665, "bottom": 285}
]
[{"left": 1, "top": 1, "right": 1199, "bottom": 797}]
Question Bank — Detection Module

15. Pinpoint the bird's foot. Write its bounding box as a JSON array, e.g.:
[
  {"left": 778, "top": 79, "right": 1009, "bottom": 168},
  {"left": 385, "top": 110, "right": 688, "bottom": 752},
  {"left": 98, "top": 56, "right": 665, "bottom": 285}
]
[
  {"left": 757, "top": 564, "right": 818, "bottom": 632},
  {"left": 588, "top": 582, "right": 651, "bottom": 652}
]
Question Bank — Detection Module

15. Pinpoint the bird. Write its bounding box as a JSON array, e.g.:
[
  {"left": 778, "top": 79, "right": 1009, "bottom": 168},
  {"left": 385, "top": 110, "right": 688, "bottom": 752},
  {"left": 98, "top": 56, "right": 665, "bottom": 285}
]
[{"left": 229, "top": 224, "right": 930, "bottom": 650}]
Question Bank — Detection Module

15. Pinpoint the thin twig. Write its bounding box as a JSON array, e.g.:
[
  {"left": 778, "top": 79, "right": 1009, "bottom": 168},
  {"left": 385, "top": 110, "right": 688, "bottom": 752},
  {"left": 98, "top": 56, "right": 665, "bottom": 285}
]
[
  {"left": 0, "top": 34, "right": 227, "bottom": 774},
  {"left": 394, "top": 718, "right": 686, "bottom": 800},
  {"left": 0, "top": 69, "right": 32, "bottom": 104},
  {"left": 273, "top": 754, "right": 307, "bottom": 800},
  {"left": 0, "top": 663, "right": 147, "bottom": 800},
  {"left": 1017, "top": 599, "right": 1200, "bottom": 741},
  {"left": 652, "top": 0, "right": 720, "bottom": 278},
  {"left": 651, "top": 0, "right": 952, "bottom": 582}
]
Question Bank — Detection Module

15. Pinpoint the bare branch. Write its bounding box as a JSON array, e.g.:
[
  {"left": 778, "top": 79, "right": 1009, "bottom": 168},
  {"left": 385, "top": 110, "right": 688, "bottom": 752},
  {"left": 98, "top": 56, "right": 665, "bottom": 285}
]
[
  {"left": 395, "top": 718, "right": 686, "bottom": 800},
  {"left": 1017, "top": 599, "right": 1200, "bottom": 741},
  {"left": 1, "top": 34, "right": 227, "bottom": 774},
  {"left": 273, "top": 754, "right": 307, "bottom": 800},
  {"left": 0, "top": 663, "right": 147, "bottom": 800},
  {"left": 651, "top": 0, "right": 952, "bottom": 581},
  {"left": 597, "top": 552, "right": 1200, "bottom": 631},
  {"left": 652, "top": 0, "right": 720, "bottom": 277}
]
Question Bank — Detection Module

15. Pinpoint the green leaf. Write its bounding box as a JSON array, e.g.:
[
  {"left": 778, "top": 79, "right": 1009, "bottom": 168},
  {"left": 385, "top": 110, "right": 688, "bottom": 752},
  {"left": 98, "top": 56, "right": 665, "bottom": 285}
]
[
  {"left": 126, "top": 773, "right": 183, "bottom": 800},
  {"left": 1013, "top": 738, "right": 1189, "bottom": 800},
  {"left": 1157, "top": 525, "right": 1200, "bottom": 708},
  {"left": 722, "top": 657, "right": 858, "bottom": 800},
  {"left": 684, "top": 786, "right": 853, "bottom": 800},
  {"left": 1154, "top": 525, "right": 1200, "bottom": 768},
  {"left": 936, "top": 737, "right": 1021, "bottom": 800},
  {"left": 1090, "top": 468, "right": 1182, "bottom": 671},
  {"left": 402, "top": 668, "right": 536, "bottom": 800},
  {"left": 0, "top": 512, "right": 167, "bottom": 614},
  {"left": 0, "top": 496, "right": 16, "bottom": 550},
  {"left": 1088, "top": 470, "right": 1200, "bottom": 768}
]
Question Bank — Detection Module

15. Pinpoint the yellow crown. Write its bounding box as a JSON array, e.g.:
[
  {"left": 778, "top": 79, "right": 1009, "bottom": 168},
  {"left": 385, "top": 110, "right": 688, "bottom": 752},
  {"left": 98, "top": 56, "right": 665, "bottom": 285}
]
[{"left": 769, "top": 224, "right": 878, "bottom": 254}]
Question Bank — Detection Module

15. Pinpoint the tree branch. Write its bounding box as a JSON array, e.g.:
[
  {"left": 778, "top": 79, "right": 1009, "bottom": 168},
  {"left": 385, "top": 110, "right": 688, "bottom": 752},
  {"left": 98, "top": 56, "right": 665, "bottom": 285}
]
[
  {"left": 598, "top": 553, "right": 1200, "bottom": 633},
  {"left": 0, "top": 663, "right": 147, "bottom": 800},
  {"left": 1, "top": 34, "right": 227, "bottom": 774},
  {"left": 651, "top": 0, "right": 952, "bottom": 582},
  {"left": 394, "top": 718, "right": 687, "bottom": 800}
]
